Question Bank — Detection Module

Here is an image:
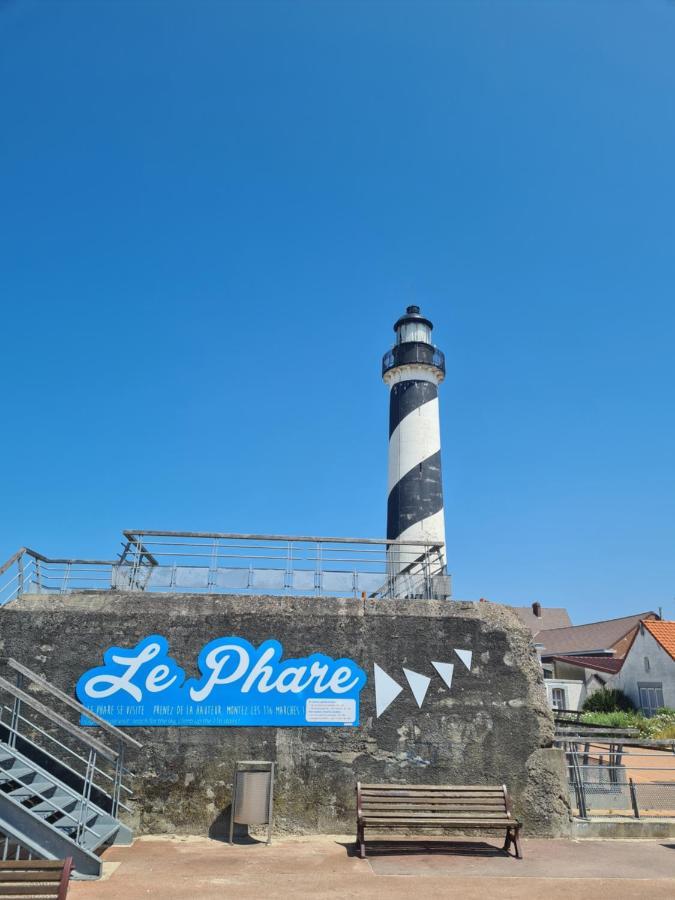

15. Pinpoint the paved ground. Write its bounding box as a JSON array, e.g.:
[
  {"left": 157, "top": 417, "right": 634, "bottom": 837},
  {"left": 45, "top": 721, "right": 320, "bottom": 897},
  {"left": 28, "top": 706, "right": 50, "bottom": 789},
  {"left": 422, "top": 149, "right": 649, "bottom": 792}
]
[{"left": 68, "top": 834, "right": 675, "bottom": 899}]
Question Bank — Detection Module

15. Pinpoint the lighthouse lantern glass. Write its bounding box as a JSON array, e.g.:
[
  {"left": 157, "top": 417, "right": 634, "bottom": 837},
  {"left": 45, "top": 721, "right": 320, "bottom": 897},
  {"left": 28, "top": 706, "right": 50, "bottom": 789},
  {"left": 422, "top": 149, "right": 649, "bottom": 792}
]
[{"left": 397, "top": 321, "right": 431, "bottom": 344}]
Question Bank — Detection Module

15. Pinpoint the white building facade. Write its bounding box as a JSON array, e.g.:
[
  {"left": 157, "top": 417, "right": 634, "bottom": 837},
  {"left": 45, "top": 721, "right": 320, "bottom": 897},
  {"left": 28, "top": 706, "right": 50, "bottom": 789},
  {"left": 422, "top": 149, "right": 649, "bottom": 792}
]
[{"left": 610, "top": 622, "right": 675, "bottom": 714}]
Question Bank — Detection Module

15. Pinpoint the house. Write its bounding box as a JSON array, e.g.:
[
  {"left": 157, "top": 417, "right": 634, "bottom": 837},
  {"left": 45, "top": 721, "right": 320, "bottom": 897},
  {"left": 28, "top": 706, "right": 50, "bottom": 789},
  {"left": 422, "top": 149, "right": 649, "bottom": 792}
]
[
  {"left": 510, "top": 601, "right": 572, "bottom": 634},
  {"left": 535, "top": 611, "right": 660, "bottom": 711},
  {"left": 610, "top": 620, "right": 675, "bottom": 715}
]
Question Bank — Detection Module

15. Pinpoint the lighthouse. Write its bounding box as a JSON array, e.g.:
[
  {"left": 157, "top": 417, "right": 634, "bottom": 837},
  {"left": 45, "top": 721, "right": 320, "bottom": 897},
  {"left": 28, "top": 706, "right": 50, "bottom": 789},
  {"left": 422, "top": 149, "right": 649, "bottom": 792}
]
[{"left": 382, "top": 306, "right": 447, "bottom": 583}]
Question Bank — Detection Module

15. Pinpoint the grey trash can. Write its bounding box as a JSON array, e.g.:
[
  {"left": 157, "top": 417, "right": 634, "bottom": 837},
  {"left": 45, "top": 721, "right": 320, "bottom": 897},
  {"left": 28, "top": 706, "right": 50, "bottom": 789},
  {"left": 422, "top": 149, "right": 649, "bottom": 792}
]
[{"left": 229, "top": 761, "right": 275, "bottom": 844}]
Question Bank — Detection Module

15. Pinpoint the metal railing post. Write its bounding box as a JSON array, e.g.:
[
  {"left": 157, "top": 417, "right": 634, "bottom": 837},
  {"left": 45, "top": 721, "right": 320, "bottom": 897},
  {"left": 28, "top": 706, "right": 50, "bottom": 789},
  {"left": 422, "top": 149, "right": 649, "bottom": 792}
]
[
  {"left": 286, "top": 542, "right": 293, "bottom": 591},
  {"left": 16, "top": 554, "right": 24, "bottom": 598},
  {"left": 77, "top": 749, "right": 97, "bottom": 844},
  {"left": 112, "top": 743, "right": 125, "bottom": 818},
  {"left": 8, "top": 673, "right": 23, "bottom": 748},
  {"left": 34, "top": 557, "right": 42, "bottom": 594},
  {"left": 629, "top": 778, "right": 640, "bottom": 819}
]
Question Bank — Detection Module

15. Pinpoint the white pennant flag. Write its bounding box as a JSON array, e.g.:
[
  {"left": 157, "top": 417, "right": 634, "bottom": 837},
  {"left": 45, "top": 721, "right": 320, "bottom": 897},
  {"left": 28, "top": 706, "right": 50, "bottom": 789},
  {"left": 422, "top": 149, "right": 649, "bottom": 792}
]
[
  {"left": 373, "top": 663, "right": 403, "bottom": 717},
  {"left": 454, "top": 649, "right": 472, "bottom": 671},
  {"left": 431, "top": 660, "right": 454, "bottom": 691},
  {"left": 403, "top": 668, "right": 431, "bottom": 708}
]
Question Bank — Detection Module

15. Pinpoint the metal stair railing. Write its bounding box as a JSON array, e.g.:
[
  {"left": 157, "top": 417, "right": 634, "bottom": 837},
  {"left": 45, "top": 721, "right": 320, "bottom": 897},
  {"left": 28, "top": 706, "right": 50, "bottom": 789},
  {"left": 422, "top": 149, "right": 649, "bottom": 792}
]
[
  {"left": 0, "top": 755, "right": 102, "bottom": 842},
  {"left": 0, "top": 659, "right": 142, "bottom": 847},
  {"left": 0, "top": 706, "right": 133, "bottom": 812}
]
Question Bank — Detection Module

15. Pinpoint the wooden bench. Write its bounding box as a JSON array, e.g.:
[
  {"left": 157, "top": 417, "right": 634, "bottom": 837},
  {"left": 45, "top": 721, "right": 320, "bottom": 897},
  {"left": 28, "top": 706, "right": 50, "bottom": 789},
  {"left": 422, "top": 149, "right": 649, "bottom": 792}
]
[
  {"left": 0, "top": 858, "right": 73, "bottom": 899},
  {"left": 356, "top": 783, "right": 523, "bottom": 859}
]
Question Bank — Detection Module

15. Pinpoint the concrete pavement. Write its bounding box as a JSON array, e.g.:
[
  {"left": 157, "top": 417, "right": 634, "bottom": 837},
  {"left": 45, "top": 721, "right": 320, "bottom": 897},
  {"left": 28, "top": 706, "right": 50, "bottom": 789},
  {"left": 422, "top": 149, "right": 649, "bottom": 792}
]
[{"left": 69, "top": 834, "right": 675, "bottom": 899}]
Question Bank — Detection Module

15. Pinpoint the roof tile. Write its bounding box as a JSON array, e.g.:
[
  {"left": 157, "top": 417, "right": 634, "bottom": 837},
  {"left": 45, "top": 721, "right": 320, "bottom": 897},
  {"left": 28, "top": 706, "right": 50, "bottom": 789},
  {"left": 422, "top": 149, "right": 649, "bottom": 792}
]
[
  {"left": 643, "top": 621, "right": 675, "bottom": 661},
  {"left": 536, "top": 612, "right": 658, "bottom": 656}
]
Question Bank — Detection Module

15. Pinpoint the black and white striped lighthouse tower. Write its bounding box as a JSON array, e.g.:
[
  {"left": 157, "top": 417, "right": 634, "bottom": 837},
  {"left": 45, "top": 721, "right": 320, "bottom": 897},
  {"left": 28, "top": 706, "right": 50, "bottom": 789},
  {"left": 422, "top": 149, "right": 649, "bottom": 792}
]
[{"left": 382, "top": 306, "right": 447, "bottom": 577}]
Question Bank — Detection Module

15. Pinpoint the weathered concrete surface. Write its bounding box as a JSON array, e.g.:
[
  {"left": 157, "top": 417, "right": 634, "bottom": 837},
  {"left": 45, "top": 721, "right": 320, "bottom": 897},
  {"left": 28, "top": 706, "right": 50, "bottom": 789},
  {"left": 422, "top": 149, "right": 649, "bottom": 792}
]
[
  {"left": 67, "top": 836, "right": 675, "bottom": 900},
  {"left": 573, "top": 817, "right": 675, "bottom": 839},
  {"left": 0, "top": 593, "right": 570, "bottom": 837}
]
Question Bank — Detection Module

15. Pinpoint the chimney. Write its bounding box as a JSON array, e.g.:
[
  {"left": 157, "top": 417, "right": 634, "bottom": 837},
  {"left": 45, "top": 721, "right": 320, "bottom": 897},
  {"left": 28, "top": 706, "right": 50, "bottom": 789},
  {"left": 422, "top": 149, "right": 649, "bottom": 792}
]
[{"left": 532, "top": 602, "right": 542, "bottom": 618}]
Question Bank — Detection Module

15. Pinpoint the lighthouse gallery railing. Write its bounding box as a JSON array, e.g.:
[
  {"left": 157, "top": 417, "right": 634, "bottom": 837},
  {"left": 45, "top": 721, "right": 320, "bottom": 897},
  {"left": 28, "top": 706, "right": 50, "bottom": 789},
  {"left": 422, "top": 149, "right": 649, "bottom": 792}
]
[{"left": 0, "top": 530, "right": 450, "bottom": 604}]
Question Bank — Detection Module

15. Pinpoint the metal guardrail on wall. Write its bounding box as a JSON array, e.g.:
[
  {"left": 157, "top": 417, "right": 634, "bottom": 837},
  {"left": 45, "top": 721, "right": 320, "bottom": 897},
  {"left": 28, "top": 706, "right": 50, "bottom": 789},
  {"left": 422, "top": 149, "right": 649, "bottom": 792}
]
[
  {"left": 0, "top": 530, "right": 450, "bottom": 605},
  {"left": 555, "top": 733, "right": 675, "bottom": 819}
]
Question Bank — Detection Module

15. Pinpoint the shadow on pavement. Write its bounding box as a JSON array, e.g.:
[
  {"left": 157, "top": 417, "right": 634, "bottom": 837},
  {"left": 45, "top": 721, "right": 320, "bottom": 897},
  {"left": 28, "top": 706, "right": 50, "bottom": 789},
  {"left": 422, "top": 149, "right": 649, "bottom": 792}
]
[
  {"left": 208, "top": 805, "right": 265, "bottom": 845},
  {"left": 336, "top": 839, "right": 513, "bottom": 858}
]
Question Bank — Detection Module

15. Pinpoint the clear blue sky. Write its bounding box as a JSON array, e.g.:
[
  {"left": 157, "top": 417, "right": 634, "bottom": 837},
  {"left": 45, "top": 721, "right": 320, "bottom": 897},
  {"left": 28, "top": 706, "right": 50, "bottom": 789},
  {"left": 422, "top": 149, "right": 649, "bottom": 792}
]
[{"left": 1, "top": 1, "right": 674, "bottom": 624}]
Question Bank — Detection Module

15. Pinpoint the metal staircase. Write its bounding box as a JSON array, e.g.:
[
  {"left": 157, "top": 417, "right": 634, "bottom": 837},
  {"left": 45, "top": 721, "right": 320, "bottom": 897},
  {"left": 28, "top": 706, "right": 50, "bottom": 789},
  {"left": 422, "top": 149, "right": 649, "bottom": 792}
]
[{"left": 0, "top": 658, "right": 141, "bottom": 878}]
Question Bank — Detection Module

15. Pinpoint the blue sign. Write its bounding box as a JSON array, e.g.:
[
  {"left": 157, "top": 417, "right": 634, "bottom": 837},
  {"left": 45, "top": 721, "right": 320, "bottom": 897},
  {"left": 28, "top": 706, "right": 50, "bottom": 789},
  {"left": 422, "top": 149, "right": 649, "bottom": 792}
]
[{"left": 76, "top": 635, "right": 367, "bottom": 727}]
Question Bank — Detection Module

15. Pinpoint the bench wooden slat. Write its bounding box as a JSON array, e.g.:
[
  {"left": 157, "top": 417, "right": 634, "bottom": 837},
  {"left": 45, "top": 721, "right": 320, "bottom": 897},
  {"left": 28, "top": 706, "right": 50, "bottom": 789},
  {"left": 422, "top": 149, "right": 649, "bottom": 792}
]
[
  {"left": 361, "top": 788, "right": 505, "bottom": 795},
  {"left": 362, "top": 807, "right": 507, "bottom": 815},
  {"left": 361, "top": 791, "right": 504, "bottom": 805},
  {"left": 361, "top": 797, "right": 505, "bottom": 809},
  {"left": 361, "top": 793, "right": 506, "bottom": 800},
  {"left": 0, "top": 886, "right": 62, "bottom": 897},
  {"left": 363, "top": 814, "right": 512, "bottom": 821},
  {"left": 363, "top": 820, "right": 514, "bottom": 827},
  {"left": 360, "top": 784, "right": 505, "bottom": 790},
  {"left": 0, "top": 872, "right": 63, "bottom": 882},
  {"left": 0, "top": 863, "right": 63, "bottom": 871}
]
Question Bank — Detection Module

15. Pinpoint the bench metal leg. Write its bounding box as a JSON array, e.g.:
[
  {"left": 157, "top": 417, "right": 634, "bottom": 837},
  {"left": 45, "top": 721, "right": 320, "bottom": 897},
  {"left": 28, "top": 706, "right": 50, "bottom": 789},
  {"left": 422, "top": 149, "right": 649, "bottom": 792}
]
[
  {"left": 503, "top": 826, "right": 523, "bottom": 859},
  {"left": 356, "top": 822, "right": 366, "bottom": 860}
]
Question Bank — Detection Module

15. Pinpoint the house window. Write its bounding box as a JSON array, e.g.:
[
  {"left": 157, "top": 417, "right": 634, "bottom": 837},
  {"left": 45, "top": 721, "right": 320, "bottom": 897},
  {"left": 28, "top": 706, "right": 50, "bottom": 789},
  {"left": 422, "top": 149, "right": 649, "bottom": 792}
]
[
  {"left": 638, "top": 682, "right": 664, "bottom": 717},
  {"left": 644, "top": 657, "right": 650, "bottom": 673},
  {"left": 551, "top": 687, "right": 567, "bottom": 711}
]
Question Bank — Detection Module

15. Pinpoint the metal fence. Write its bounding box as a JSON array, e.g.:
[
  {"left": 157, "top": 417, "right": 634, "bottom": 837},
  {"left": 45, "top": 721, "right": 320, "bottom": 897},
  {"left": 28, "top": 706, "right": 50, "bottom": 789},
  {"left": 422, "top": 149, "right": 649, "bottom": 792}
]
[
  {"left": 0, "top": 530, "right": 450, "bottom": 604},
  {"left": 555, "top": 733, "right": 675, "bottom": 818}
]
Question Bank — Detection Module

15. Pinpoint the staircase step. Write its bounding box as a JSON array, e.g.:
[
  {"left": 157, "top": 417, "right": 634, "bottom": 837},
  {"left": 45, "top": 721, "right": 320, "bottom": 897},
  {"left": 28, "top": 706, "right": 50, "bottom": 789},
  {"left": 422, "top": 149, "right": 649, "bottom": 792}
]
[
  {"left": 7, "top": 780, "right": 53, "bottom": 800},
  {"left": 86, "top": 815, "right": 118, "bottom": 837},
  {"left": 31, "top": 794, "right": 77, "bottom": 816},
  {"left": 81, "top": 821, "right": 120, "bottom": 850},
  {"left": 0, "top": 736, "right": 128, "bottom": 874},
  {"left": 0, "top": 765, "right": 34, "bottom": 784}
]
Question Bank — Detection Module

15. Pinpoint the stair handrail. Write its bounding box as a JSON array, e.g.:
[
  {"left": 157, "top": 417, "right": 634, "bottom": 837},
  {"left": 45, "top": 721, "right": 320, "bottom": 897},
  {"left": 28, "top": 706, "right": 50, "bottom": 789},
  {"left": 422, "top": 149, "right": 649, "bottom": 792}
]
[
  {"left": 0, "top": 676, "right": 117, "bottom": 762},
  {"left": 0, "top": 549, "right": 27, "bottom": 578},
  {"left": 4, "top": 659, "right": 142, "bottom": 751}
]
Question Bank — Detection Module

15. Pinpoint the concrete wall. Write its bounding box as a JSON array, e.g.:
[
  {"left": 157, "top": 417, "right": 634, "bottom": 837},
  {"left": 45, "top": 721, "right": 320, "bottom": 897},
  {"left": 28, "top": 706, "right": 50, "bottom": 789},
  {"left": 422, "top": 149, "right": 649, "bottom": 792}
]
[
  {"left": 611, "top": 627, "right": 675, "bottom": 711},
  {"left": 0, "top": 593, "right": 570, "bottom": 837}
]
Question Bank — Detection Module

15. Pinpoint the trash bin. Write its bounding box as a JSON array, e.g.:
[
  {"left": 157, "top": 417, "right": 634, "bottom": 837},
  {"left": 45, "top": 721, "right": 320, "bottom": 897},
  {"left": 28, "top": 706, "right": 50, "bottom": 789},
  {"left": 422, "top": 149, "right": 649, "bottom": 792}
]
[{"left": 229, "top": 761, "right": 275, "bottom": 844}]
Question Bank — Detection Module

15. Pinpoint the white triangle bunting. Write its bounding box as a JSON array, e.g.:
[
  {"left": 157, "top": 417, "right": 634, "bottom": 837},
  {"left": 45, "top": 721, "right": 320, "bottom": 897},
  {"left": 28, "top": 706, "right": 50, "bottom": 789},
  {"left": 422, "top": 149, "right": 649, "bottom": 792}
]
[
  {"left": 454, "top": 649, "right": 472, "bottom": 671},
  {"left": 431, "top": 660, "right": 454, "bottom": 691},
  {"left": 373, "top": 663, "right": 403, "bottom": 717},
  {"left": 402, "top": 668, "right": 431, "bottom": 708}
]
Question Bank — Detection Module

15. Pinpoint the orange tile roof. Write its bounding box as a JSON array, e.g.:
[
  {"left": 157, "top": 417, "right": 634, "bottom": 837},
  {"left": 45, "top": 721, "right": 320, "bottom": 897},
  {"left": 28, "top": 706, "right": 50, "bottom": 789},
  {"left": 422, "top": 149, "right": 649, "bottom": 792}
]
[{"left": 643, "top": 620, "right": 675, "bottom": 661}]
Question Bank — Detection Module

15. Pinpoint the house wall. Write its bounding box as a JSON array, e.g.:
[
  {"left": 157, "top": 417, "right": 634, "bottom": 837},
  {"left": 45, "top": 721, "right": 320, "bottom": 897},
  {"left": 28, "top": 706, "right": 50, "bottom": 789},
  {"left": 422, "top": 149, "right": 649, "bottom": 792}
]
[
  {"left": 611, "top": 628, "right": 675, "bottom": 711},
  {"left": 547, "top": 663, "right": 608, "bottom": 706},
  {"left": 545, "top": 679, "right": 585, "bottom": 711}
]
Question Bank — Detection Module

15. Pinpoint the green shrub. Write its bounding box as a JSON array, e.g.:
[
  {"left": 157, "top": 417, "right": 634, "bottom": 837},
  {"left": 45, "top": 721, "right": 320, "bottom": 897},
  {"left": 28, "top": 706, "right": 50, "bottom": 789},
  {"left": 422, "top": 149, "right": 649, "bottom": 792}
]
[
  {"left": 580, "top": 710, "right": 645, "bottom": 731},
  {"left": 642, "top": 709, "right": 675, "bottom": 739},
  {"left": 581, "top": 688, "right": 636, "bottom": 713}
]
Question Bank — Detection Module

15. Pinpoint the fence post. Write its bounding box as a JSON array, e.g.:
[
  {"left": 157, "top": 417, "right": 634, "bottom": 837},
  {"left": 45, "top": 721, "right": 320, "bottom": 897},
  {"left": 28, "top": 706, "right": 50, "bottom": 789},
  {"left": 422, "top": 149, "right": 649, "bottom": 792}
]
[
  {"left": 112, "top": 743, "right": 125, "bottom": 818},
  {"left": 629, "top": 778, "right": 640, "bottom": 819},
  {"left": 569, "top": 742, "right": 588, "bottom": 818},
  {"left": 8, "top": 673, "right": 23, "bottom": 748},
  {"left": 77, "top": 749, "right": 97, "bottom": 844},
  {"left": 16, "top": 554, "right": 24, "bottom": 598}
]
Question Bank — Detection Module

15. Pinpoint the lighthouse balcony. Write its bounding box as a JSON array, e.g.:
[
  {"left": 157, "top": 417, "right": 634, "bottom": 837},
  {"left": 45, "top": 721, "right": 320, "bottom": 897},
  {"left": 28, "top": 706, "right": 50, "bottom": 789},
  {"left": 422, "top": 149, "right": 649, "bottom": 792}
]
[{"left": 382, "top": 342, "right": 445, "bottom": 377}]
